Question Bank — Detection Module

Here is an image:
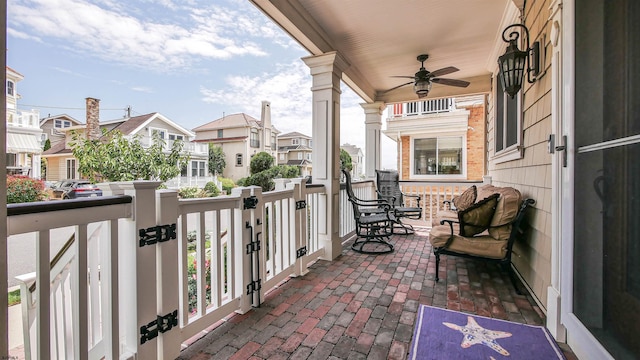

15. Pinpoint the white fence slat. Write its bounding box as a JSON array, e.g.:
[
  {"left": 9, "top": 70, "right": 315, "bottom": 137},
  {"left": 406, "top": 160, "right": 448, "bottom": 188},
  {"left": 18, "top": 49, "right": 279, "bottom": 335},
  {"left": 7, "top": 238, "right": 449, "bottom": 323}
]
[
  {"left": 73, "top": 224, "right": 89, "bottom": 360},
  {"left": 36, "top": 230, "right": 51, "bottom": 360}
]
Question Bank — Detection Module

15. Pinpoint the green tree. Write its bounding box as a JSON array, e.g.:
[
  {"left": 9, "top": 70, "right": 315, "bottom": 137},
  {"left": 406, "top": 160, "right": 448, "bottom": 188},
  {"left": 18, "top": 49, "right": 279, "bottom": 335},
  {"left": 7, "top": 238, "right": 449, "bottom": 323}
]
[
  {"left": 70, "top": 129, "right": 190, "bottom": 182},
  {"left": 240, "top": 164, "right": 300, "bottom": 192},
  {"left": 340, "top": 149, "right": 353, "bottom": 171},
  {"left": 208, "top": 144, "right": 225, "bottom": 176},
  {"left": 250, "top": 151, "right": 274, "bottom": 174},
  {"left": 41, "top": 138, "right": 51, "bottom": 178}
]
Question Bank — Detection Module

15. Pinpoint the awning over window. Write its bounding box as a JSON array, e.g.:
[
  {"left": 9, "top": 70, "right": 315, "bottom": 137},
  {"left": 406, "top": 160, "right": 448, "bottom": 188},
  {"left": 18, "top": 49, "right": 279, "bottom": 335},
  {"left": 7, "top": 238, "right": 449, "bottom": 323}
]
[{"left": 7, "top": 133, "right": 42, "bottom": 154}]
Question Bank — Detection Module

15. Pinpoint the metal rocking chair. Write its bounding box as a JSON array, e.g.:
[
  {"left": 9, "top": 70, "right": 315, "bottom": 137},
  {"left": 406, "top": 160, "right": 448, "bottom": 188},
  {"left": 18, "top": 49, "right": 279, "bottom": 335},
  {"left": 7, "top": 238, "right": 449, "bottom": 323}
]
[
  {"left": 342, "top": 169, "right": 395, "bottom": 254},
  {"left": 375, "top": 170, "right": 423, "bottom": 234}
]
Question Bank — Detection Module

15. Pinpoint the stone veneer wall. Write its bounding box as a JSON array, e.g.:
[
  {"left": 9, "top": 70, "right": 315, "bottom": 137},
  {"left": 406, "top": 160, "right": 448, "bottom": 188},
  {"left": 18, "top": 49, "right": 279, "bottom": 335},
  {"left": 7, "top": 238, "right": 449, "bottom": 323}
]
[{"left": 486, "top": 0, "right": 553, "bottom": 310}]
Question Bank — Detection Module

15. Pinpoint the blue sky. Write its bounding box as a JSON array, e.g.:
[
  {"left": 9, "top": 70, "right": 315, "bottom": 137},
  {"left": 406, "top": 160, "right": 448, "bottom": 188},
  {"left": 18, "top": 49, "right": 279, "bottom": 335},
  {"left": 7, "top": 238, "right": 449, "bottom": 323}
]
[{"left": 7, "top": 0, "right": 398, "bottom": 169}]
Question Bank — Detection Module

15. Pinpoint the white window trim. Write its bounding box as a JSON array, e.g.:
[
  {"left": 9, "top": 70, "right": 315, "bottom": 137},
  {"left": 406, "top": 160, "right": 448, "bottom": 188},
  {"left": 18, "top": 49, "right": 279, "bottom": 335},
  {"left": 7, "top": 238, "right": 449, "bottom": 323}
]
[
  {"left": 168, "top": 133, "right": 184, "bottom": 141},
  {"left": 292, "top": 138, "right": 299, "bottom": 145},
  {"left": 66, "top": 158, "right": 77, "bottom": 179},
  {"left": 7, "top": 80, "right": 14, "bottom": 96},
  {"left": 190, "top": 160, "right": 206, "bottom": 177},
  {"left": 149, "top": 127, "right": 167, "bottom": 140},
  {"left": 408, "top": 133, "right": 467, "bottom": 180},
  {"left": 235, "top": 153, "right": 243, "bottom": 167},
  {"left": 54, "top": 119, "right": 72, "bottom": 129},
  {"left": 491, "top": 71, "right": 524, "bottom": 164}
]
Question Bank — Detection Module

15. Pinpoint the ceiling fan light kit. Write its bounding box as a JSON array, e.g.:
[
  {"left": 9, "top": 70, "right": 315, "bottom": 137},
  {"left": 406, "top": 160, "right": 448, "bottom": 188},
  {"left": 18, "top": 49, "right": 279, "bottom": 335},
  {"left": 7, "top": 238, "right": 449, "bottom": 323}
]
[
  {"left": 498, "top": 23, "right": 540, "bottom": 98},
  {"left": 385, "top": 53, "right": 470, "bottom": 98},
  {"left": 413, "top": 79, "right": 432, "bottom": 98}
]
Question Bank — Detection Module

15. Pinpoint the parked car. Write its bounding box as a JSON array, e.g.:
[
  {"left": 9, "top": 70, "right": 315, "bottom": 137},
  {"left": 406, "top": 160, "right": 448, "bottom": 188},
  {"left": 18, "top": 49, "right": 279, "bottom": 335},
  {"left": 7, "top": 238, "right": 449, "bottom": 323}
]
[{"left": 52, "top": 180, "right": 103, "bottom": 199}]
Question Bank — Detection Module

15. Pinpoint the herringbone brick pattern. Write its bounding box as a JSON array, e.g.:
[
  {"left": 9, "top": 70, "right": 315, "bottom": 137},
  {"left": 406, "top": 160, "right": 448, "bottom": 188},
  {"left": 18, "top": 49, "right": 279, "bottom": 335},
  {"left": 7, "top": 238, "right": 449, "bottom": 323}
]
[{"left": 178, "top": 227, "right": 576, "bottom": 360}]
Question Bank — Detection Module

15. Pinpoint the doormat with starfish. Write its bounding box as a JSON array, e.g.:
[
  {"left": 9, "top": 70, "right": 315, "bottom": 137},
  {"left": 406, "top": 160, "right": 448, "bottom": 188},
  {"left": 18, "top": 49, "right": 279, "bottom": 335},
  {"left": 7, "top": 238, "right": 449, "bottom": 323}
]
[{"left": 409, "top": 305, "right": 565, "bottom": 360}]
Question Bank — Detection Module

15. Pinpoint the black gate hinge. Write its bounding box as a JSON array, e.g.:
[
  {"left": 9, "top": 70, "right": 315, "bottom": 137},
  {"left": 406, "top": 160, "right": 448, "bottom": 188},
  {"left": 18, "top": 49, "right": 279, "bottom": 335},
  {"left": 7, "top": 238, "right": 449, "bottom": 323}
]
[
  {"left": 246, "top": 279, "right": 262, "bottom": 295},
  {"left": 296, "top": 246, "right": 307, "bottom": 258},
  {"left": 244, "top": 196, "right": 258, "bottom": 209},
  {"left": 139, "top": 224, "right": 177, "bottom": 247},
  {"left": 246, "top": 240, "right": 261, "bottom": 254},
  {"left": 140, "top": 310, "right": 178, "bottom": 344},
  {"left": 295, "top": 200, "right": 307, "bottom": 210}
]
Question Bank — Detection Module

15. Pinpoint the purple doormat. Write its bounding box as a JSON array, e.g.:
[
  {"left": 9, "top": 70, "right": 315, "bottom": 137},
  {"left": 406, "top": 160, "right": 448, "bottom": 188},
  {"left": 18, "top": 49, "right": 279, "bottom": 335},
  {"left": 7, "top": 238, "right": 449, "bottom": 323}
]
[{"left": 409, "top": 305, "right": 564, "bottom": 360}]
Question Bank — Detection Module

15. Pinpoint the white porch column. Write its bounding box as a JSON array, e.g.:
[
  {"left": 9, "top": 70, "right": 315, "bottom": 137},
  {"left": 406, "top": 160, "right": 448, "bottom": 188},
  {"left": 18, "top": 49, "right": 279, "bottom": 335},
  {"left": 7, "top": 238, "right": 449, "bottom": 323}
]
[
  {"left": 361, "top": 102, "right": 385, "bottom": 179},
  {"left": 302, "top": 51, "right": 348, "bottom": 260}
]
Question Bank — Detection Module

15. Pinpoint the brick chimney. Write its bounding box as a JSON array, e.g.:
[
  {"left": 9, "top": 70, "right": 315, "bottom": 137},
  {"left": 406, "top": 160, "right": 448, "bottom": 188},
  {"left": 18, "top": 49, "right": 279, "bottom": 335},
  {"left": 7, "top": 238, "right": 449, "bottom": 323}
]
[{"left": 86, "top": 97, "right": 101, "bottom": 140}]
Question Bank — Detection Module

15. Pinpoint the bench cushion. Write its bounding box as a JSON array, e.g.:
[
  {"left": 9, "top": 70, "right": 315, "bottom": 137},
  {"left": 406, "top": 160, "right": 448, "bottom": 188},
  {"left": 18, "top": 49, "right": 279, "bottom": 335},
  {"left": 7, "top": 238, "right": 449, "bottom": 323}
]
[
  {"left": 429, "top": 225, "right": 507, "bottom": 259},
  {"left": 458, "top": 193, "right": 499, "bottom": 236},
  {"left": 452, "top": 185, "right": 477, "bottom": 211}
]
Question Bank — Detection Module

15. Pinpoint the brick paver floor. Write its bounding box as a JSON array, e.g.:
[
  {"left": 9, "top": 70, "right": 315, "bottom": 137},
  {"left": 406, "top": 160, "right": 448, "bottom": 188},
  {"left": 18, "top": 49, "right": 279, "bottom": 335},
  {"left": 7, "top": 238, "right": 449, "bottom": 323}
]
[{"left": 178, "top": 226, "right": 576, "bottom": 360}]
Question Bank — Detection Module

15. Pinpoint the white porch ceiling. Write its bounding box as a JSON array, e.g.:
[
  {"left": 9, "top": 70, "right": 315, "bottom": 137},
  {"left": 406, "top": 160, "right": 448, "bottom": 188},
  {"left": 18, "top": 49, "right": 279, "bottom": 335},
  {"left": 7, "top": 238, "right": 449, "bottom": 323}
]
[{"left": 251, "top": 0, "right": 519, "bottom": 104}]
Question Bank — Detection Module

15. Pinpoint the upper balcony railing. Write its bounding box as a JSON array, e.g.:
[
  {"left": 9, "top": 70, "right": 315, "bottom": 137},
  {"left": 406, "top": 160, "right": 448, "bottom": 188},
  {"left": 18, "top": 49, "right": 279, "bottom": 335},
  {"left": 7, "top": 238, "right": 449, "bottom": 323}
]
[
  {"left": 139, "top": 138, "right": 208, "bottom": 155},
  {"left": 387, "top": 98, "right": 455, "bottom": 119},
  {"left": 7, "top": 109, "right": 41, "bottom": 129}
]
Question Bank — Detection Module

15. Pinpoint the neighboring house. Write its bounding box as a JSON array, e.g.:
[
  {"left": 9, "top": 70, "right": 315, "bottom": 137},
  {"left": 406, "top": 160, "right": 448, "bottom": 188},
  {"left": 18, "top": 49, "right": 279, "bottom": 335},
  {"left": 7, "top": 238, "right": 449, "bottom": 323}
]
[
  {"left": 192, "top": 101, "right": 280, "bottom": 181},
  {"left": 277, "top": 131, "right": 312, "bottom": 177},
  {"left": 5, "top": 66, "right": 44, "bottom": 178},
  {"left": 39, "top": 114, "right": 82, "bottom": 149},
  {"left": 41, "top": 98, "right": 209, "bottom": 186},
  {"left": 383, "top": 95, "right": 485, "bottom": 181},
  {"left": 340, "top": 143, "right": 364, "bottom": 180}
]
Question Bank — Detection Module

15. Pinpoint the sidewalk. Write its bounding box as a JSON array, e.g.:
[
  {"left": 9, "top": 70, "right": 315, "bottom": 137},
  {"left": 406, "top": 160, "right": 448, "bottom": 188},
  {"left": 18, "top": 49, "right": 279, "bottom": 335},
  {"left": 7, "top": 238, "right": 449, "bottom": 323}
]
[{"left": 8, "top": 285, "right": 25, "bottom": 360}]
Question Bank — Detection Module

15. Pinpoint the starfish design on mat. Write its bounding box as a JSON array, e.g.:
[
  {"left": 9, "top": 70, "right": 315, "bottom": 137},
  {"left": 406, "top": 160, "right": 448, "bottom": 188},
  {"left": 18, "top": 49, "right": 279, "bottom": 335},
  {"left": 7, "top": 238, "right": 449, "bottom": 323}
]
[{"left": 443, "top": 316, "right": 512, "bottom": 356}]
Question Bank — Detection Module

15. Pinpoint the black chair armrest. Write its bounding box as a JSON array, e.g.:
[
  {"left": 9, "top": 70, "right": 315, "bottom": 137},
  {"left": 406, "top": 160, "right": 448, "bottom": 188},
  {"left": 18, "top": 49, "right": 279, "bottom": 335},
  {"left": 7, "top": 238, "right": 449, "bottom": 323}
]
[
  {"left": 402, "top": 192, "right": 421, "bottom": 207},
  {"left": 352, "top": 198, "right": 392, "bottom": 210},
  {"left": 439, "top": 219, "right": 459, "bottom": 248}
]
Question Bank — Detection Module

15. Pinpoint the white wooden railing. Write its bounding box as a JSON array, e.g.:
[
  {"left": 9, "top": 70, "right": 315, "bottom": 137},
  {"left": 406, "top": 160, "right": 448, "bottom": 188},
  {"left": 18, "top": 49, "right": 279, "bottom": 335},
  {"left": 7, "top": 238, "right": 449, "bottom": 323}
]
[
  {"left": 9, "top": 179, "right": 330, "bottom": 359},
  {"left": 164, "top": 175, "right": 216, "bottom": 189},
  {"left": 7, "top": 177, "right": 483, "bottom": 359},
  {"left": 388, "top": 98, "right": 456, "bottom": 118},
  {"left": 398, "top": 180, "right": 484, "bottom": 225},
  {"left": 8, "top": 196, "right": 133, "bottom": 360}
]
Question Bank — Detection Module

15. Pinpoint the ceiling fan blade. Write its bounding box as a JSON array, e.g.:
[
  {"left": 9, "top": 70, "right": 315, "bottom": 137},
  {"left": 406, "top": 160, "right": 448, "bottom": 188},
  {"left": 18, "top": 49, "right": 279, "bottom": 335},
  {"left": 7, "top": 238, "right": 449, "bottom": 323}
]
[
  {"left": 429, "top": 66, "right": 459, "bottom": 78},
  {"left": 390, "top": 75, "right": 416, "bottom": 79},
  {"left": 382, "top": 81, "right": 414, "bottom": 93},
  {"left": 431, "top": 77, "right": 470, "bottom": 87}
]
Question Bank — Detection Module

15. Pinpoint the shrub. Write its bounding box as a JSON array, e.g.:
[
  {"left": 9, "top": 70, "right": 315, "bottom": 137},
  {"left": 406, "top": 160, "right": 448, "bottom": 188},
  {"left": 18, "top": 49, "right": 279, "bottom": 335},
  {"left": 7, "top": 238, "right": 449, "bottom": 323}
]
[
  {"left": 7, "top": 175, "right": 45, "bottom": 203},
  {"left": 249, "top": 152, "right": 274, "bottom": 174},
  {"left": 219, "top": 177, "right": 235, "bottom": 194},
  {"left": 204, "top": 181, "right": 220, "bottom": 197},
  {"left": 178, "top": 186, "right": 201, "bottom": 199}
]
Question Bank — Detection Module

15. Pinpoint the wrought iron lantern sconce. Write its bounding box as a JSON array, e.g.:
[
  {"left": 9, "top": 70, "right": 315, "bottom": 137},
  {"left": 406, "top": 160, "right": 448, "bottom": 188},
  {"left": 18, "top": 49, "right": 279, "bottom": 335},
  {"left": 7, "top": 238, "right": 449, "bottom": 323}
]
[{"left": 498, "top": 23, "right": 540, "bottom": 98}]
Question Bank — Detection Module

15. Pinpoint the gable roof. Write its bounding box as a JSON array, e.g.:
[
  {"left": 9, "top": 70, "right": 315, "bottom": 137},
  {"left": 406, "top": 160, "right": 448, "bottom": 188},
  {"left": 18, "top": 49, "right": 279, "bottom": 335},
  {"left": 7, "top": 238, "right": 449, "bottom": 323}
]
[
  {"left": 42, "top": 140, "right": 73, "bottom": 156},
  {"left": 40, "top": 114, "right": 83, "bottom": 127},
  {"left": 107, "top": 112, "right": 195, "bottom": 137},
  {"left": 6, "top": 66, "right": 24, "bottom": 80},
  {"left": 192, "top": 113, "right": 261, "bottom": 131},
  {"left": 278, "top": 131, "right": 311, "bottom": 139}
]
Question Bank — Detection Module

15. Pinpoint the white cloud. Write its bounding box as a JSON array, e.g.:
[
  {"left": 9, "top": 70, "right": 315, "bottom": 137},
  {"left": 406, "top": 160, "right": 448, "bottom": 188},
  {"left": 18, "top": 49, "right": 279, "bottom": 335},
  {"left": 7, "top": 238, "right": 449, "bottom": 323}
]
[
  {"left": 198, "top": 59, "right": 400, "bottom": 169},
  {"left": 8, "top": 0, "right": 289, "bottom": 70},
  {"left": 131, "top": 86, "right": 154, "bottom": 93},
  {"left": 200, "top": 60, "right": 313, "bottom": 134},
  {"left": 7, "top": 27, "right": 42, "bottom": 42}
]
